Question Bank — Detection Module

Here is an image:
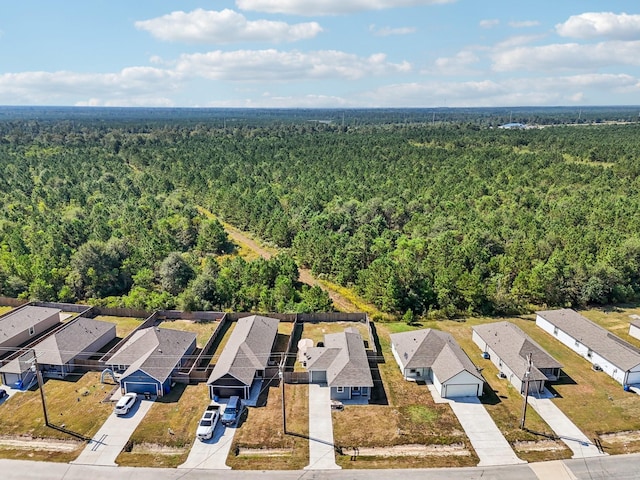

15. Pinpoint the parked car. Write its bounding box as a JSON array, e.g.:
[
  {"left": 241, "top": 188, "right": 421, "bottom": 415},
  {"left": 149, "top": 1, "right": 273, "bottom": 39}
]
[
  {"left": 0, "top": 388, "right": 7, "bottom": 400},
  {"left": 221, "top": 396, "right": 245, "bottom": 426},
  {"left": 114, "top": 392, "right": 138, "bottom": 415},
  {"left": 196, "top": 403, "right": 221, "bottom": 441}
]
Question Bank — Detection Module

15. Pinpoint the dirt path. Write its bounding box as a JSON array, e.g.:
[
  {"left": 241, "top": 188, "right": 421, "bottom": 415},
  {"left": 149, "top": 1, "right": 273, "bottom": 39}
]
[{"left": 223, "top": 223, "right": 359, "bottom": 313}]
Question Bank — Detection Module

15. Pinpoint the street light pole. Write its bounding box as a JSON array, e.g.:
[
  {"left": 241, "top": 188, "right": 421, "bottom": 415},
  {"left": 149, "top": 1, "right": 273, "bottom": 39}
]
[{"left": 32, "top": 355, "right": 50, "bottom": 426}]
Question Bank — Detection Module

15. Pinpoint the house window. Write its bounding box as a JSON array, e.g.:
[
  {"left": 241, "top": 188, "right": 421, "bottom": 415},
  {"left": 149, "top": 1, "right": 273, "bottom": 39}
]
[
  {"left": 28, "top": 326, "right": 35, "bottom": 336},
  {"left": 336, "top": 386, "right": 344, "bottom": 393},
  {"left": 498, "top": 359, "right": 503, "bottom": 367},
  {"left": 409, "top": 369, "right": 416, "bottom": 374},
  {"left": 574, "top": 340, "right": 580, "bottom": 348},
  {"left": 587, "top": 349, "right": 593, "bottom": 358},
  {"left": 553, "top": 327, "right": 558, "bottom": 336}
]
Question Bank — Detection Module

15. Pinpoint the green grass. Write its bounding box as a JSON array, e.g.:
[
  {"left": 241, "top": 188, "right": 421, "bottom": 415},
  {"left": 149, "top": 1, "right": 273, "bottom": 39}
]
[
  {"left": 93, "top": 315, "right": 143, "bottom": 339},
  {"left": 0, "top": 306, "right": 15, "bottom": 315},
  {"left": 301, "top": 321, "right": 370, "bottom": 346},
  {"left": 159, "top": 319, "right": 220, "bottom": 349}
]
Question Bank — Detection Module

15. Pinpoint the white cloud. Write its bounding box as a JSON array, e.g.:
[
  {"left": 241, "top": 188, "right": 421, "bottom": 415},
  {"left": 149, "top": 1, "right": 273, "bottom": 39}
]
[
  {"left": 135, "top": 8, "right": 322, "bottom": 44},
  {"left": 175, "top": 49, "right": 411, "bottom": 81},
  {"left": 491, "top": 40, "right": 640, "bottom": 72},
  {"left": 494, "top": 34, "right": 546, "bottom": 49},
  {"left": 508, "top": 20, "right": 540, "bottom": 28},
  {"left": 362, "top": 73, "right": 640, "bottom": 107},
  {"left": 0, "top": 68, "right": 180, "bottom": 106},
  {"left": 369, "top": 24, "right": 417, "bottom": 37},
  {"left": 557, "top": 12, "right": 640, "bottom": 40},
  {"left": 480, "top": 19, "right": 500, "bottom": 29},
  {"left": 210, "top": 93, "right": 352, "bottom": 108},
  {"left": 236, "top": 0, "right": 455, "bottom": 16},
  {"left": 432, "top": 50, "right": 479, "bottom": 75}
]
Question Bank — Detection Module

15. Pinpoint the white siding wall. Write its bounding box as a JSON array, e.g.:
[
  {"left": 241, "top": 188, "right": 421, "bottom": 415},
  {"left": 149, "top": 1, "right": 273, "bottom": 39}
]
[
  {"left": 630, "top": 324, "right": 640, "bottom": 341},
  {"left": 473, "top": 329, "right": 524, "bottom": 393},
  {"left": 439, "top": 371, "right": 483, "bottom": 398},
  {"left": 536, "top": 315, "right": 625, "bottom": 385},
  {"left": 391, "top": 342, "right": 428, "bottom": 380}
]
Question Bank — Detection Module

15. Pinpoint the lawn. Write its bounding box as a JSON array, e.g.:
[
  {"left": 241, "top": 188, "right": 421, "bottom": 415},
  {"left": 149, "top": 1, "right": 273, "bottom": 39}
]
[
  {"left": 93, "top": 315, "right": 143, "bottom": 339},
  {"left": 0, "top": 372, "right": 114, "bottom": 462},
  {"left": 227, "top": 382, "right": 309, "bottom": 470},
  {"left": 301, "top": 321, "right": 370, "bottom": 347},
  {"left": 0, "top": 306, "right": 13, "bottom": 315},
  {"left": 116, "top": 383, "right": 210, "bottom": 468},
  {"left": 159, "top": 319, "right": 220, "bottom": 348}
]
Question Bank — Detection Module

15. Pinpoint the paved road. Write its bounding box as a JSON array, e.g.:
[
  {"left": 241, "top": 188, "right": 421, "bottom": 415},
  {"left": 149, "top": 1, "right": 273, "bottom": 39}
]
[
  {"left": 305, "top": 383, "right": 340, "bottom": 470},
  {"left": 9, "top": 455, "right": 640, "bottom": 480},
  {"left": 179, "top": 402, "right": 235, "bottom": 470},
  {"left": 447, "top": 396, "right": 526, "bottom": 467},
  {"left": 73, "top": 398, "right": 154, "bottom": 466},
  {"left": 527, "top": 390, "right": 606, "bottom": 458}
]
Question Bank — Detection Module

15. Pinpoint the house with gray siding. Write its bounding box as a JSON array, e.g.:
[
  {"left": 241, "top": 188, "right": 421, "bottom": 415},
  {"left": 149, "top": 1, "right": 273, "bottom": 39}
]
[
  {"left": 537, "top": 309, "right": 640, "bottom": 386},
  {"left": 0, "top": 317, "right": 115, "bottom": 386},
  {"left": 208, "top": 315, "right": 279, "bottom": 400},
  {"left": 473, "top": 321, "right": 562, "bottom": 395},
  {"left": 107, "top": 326, "right": 196, "bottom": 397},
  {"left": 303, "top": 327, "right": 373, "bottom": 402},
  {"left": 390, "top": 328, "right": 484, "bottom": 398},
  {"left": 0, "top": 306, "right": 61, "bottom": 359}
]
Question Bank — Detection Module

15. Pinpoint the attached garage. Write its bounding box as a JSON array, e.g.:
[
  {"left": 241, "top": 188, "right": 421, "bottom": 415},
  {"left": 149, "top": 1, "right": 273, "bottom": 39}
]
[
  {"left": 442, "top": 382, "right": 482, "bottom": 398},
  {"left": 124, "top": 381, "right": 160, "bottom": 396},
  {"left": 120, "top": 369, "right": 168, "bottom": 397},
  {"left": 210, "top": 386, "right": 247, "bottom": 399}
]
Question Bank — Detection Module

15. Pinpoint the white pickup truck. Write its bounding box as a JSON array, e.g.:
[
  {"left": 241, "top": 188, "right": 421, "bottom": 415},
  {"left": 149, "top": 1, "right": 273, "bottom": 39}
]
[{"left": 196, "top": 403, "right": 221, "bottom": 441}]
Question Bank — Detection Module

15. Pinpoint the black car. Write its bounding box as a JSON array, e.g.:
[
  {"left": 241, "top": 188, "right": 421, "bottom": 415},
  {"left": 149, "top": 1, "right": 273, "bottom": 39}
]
[{"left": 0, "top": 388, "right": 7, "bottom": 400}]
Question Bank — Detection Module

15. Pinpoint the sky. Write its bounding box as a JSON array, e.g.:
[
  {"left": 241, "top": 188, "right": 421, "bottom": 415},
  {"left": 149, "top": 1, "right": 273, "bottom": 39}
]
[{"left": 1, "top": 0, "right": 639, "bottom": 108}]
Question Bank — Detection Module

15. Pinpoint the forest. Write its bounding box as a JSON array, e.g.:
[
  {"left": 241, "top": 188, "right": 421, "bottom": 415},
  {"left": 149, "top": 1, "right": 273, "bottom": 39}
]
[{"left": 0, "top": 107, "right": 639, "bottom": 317}]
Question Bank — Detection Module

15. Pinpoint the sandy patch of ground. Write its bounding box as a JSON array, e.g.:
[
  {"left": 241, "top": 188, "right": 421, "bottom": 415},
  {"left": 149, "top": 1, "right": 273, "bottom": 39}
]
[
  {"left": 130, "top": 443, "right": 188, "bottom": 455},
  {"left": 238, "top": 447, "right": 293, "bottom": 457},
  {"left": 601, "top": 430, "right": 640, "bottom": 443},
  {"left": 513, "top": 440, "right": 567, "bottom": 452},
  {"left": 344, "top": 443, "right": 471, "bottom": 457},
  {"left": 0, "top": 436, "right": 81, "bottom": 452}
]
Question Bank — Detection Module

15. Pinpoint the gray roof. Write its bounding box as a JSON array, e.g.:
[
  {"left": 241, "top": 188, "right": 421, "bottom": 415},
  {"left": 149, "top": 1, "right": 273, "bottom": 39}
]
[
  {"left": 390, "top": 329, "right": 484, "bottom": 383},
  {"left": 0, "top": 306, "right": 60, "bottom": 344},
  {"left": 474, "top": 321, "right": 562, "bottom": 382},
  {"left": 306, "top": 328, "right": 373, "bottom": 388},
  {"left": 207, "top": 315, "right": 279, "bottom": 386},
  {"left": 0, "top": 349, "right": 36, "bottom": 374},
  {"left": 109, "top": 326, "right": 196, "bottom": 383},
  {"left": 0, "top": 317, "right": 115, "bottom": 374},
  {"left": 537, "top": 308, "right": 640, "bottom": 371}
]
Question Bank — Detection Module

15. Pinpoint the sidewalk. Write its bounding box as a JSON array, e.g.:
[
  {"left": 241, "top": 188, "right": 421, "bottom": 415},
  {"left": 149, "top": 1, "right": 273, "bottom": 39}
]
[{"left": 304, "top": 383, "right": 340, "bottom": 470}]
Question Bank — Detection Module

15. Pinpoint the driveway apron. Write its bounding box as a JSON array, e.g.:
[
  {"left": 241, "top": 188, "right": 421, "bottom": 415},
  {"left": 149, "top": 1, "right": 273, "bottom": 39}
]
[
  {"left": 305, "top": 383, "right": 340, "bottom": 470},
  {"left": 527, "top": 392, "right": 606, "bottom": 458},
  {"left": 179, "top": 402, "right": 235, "bottom": 471},
  {"left": 73, "top": 398, "right": 154, "bottom": 466},
  {"left": 448, "top": 396, "right": 526, "bottom": 466}
]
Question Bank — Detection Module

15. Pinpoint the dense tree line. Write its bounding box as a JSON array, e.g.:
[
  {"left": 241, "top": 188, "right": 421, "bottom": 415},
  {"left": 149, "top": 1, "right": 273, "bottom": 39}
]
[{"left": 1, "top": 112, "right": 640, "bottom": 317}]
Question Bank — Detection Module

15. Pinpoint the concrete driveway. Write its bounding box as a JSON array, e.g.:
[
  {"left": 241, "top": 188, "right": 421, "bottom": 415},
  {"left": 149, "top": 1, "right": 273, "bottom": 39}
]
[
  {"left": 305, "top": 383, "right": 340, "bottom": 470},
  {"left": 447, "top": 396, "right": 526, "bottom": 466},
  {"left": 72, "top": 397, "right": 154, "bottom": 466},
  {"left": 527, "top": 390, "right": 606, "bottom": 458},
  {"left": 179, "top": 402, "right": 235, "bottom": 471}
]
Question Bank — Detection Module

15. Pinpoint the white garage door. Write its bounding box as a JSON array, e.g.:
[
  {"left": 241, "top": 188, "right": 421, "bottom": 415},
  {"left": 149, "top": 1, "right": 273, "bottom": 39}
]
[
  {"left": 626, "top": 370, "right": 640, "bottom": 385},
  {"left": 444, "top": 383, "right": 479, "bottom": 398}
]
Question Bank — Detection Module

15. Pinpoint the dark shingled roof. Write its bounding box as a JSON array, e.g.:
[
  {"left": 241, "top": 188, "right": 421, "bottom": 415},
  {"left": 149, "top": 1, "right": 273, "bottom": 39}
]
[
  {"left": 306, "top": 328, "right": 373, "bottom": 388},
  {"left": 109, "top": 326, "right": 196, "bottom": 383},
  {"left": 0, "top": 306, "right": 60, "bottom": 343},
  {"left": 474, "top": 321, "right": 561, "bottom": 382},
  {"left": 207, "top": 315, "right": 279, "bottom": 387},
  {"left": 390, "top": 329, "right": 484, "bottom": 383},
  {"left": 537, "top": 308, "right": 640, "bottom": 371}
]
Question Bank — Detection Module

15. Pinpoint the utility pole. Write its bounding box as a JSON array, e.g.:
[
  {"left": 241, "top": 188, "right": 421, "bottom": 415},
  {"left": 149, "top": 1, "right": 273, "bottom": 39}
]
[
  {"left": 520, "top": 353, "right": 532, "bottom": 430},
  {"left": 279, "top": 352, "right": 286, "bottom": 433},
  {"left": 32, "top": 355, "right": 50, "bottom": 426}
]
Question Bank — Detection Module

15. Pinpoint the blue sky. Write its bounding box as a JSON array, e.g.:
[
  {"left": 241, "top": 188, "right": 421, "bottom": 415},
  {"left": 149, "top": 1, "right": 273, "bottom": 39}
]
[{"left": 1, "top": 0, "right": 639, "bottom": 107}]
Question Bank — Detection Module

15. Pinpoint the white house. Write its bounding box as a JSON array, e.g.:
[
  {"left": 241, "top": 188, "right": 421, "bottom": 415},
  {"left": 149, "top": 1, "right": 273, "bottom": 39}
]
[
  {"left": 390, "top": 329, "right": 484, "bottom": 398},
  {"left": 629, "top": 319, "right": 640, "bottom": 342},
  {"left": 472, "top": 321, "right": 562, "bottom": 395},
  {"left": 537, "top": 309, "right": 640, "bottom": 386}
]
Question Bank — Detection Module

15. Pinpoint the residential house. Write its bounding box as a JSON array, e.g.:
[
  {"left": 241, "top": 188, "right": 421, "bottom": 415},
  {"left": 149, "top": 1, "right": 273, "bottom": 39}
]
[
  {"left": 207, "top": 315, "right": 279, "bottom": 400},
  {"left": 107, "top": 326, "right": 196, "bottom": 397},
  {"left": 303, "top": 327, "right": 373, "bottom": 402},
  {"left": 390, "top": 328, "right": 484, "bottom": 398},
  {"left": 629, "top": 319, "right": 640, "bottom": 342},
  {"left": 537, "top": 308, "right": 640, "bottom": 386},
  {"left": 473, "top": 321, "right": 562, "bottom": 395},
  {"left": 0, "top": 317, "right": 115, "bottom": 387},
  {"left": 0, "top": 306, "right": 61, "bottom": 359}
]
